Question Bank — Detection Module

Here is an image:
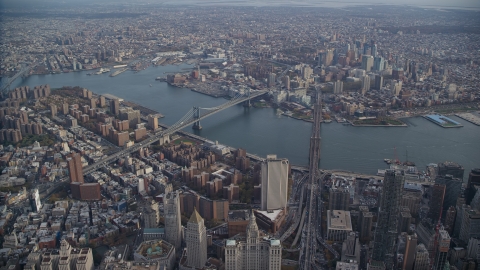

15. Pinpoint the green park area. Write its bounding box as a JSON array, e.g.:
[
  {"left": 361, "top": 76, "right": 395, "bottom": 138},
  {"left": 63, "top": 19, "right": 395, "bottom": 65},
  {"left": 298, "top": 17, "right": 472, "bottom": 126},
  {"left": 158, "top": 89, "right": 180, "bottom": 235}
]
[{"left": 353, "top": 117, "right": 405, "bottom": 126}]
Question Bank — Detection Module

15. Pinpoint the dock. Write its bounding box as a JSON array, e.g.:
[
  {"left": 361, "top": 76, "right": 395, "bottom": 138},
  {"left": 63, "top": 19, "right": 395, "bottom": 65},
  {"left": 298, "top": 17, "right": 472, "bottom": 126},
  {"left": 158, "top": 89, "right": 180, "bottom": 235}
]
[
  {"left": 110, "top": 68, "right": 128, "bottom": 77},
  {"left": 423, "top": 114, "right": 463, "bottom": 128},
  {"left": 455, "top": 112, "right": 480, "bottom": 126}
]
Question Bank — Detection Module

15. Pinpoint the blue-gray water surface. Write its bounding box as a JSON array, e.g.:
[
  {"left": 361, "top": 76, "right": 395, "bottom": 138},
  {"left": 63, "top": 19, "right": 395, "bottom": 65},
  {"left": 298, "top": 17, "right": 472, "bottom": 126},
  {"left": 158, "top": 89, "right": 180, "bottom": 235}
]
[{"left": 9, "top": 64, "right": 480, "bottom": 180}]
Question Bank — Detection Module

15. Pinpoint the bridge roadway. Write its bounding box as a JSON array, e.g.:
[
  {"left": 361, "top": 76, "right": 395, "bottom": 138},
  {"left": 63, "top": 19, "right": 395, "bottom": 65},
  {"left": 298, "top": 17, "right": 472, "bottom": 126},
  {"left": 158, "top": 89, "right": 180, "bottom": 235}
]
[
  {"left": 300, "top": 89, "right": 322, "bottom": 270},
  {"left": 83, "top": 90, "right": 267, "bottom": 175},
  {"left": 1, "top": 64, "right": 36, "bottom": 93}
]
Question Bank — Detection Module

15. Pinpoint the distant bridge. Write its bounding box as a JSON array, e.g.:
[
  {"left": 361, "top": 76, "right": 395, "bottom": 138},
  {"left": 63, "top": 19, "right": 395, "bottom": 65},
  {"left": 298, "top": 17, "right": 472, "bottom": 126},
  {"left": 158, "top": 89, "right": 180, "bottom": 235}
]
[
  {"left": 1, "top": 64, "right": 36, "bottom": 93},
  {"left": 83, "top": 90, "right": 268, "bottom": 174}
]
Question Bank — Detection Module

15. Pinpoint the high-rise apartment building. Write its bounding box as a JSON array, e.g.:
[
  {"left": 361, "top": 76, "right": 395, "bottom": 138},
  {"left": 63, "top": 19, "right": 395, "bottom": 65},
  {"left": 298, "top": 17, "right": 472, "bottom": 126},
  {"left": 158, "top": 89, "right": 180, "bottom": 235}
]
[
  {"left": 334, "top": 80, "right": 343, "bottom": 94},
  {"left": 261, "top": 155, "right": 289, "bottom": 211},
  {"left": 185, "top": 208, "right": 207, "bottom": 269},
  {"left": 358, "top": 206, "right": 373, "bottom": 242},
  {"left": 224, "top": 211, "right": 282, "bottom": 270},
  {"left": 329, "top": 187, "right": 350, "bottom": 211},
  {"left": 267, "top": 73, "right": 276, "bottom": 87},
  {"left": 164, "top": 190, "right": 182, "bottom": 251},
  {"left": 148, "top": 115, "right": 159, "bottom": 130},
  {"left": 68, "top": 153, "right": 84, "bottom": 184},
  {"left": 50, "top": 104, "right": 57, "bottom": 117},
  {"left": 372, "top": 169, "right": 405, "bottom": 268},
  {"left": 110, "top": 98, "right": 120, "bottom": 115},
  {"left": 361, "top": 76, "right": 371, "bottom": 95}
]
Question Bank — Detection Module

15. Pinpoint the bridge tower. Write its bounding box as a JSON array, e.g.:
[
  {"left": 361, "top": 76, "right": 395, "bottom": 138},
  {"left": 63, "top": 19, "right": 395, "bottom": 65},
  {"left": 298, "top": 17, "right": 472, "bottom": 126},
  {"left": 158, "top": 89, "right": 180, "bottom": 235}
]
[
  {"left": 192, "top": 107, "right": 202, "bottom": 130},
  {"left": 243, "top": 88, "right": 252, "bottom": 107}
]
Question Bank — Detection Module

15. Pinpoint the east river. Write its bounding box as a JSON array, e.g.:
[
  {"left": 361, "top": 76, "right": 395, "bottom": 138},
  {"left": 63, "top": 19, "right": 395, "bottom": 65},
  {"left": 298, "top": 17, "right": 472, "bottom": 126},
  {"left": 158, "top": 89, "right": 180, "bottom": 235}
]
[{"left": 9, "top": 64, "right": 480, "bottom": 180}]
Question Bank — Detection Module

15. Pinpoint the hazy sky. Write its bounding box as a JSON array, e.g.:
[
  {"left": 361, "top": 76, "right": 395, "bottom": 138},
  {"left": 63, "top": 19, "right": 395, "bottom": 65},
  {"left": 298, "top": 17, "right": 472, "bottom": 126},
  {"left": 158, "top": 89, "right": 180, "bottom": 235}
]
[{"left": 1, "top": 0, "right": 479, "bottom": 9}]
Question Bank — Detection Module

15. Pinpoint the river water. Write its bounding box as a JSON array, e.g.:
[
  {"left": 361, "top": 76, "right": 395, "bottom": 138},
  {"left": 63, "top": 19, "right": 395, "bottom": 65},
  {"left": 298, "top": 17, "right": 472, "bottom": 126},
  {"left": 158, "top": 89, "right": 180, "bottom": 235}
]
[{"left": 9, "top": 64, "right": 480, "bottom": 179}]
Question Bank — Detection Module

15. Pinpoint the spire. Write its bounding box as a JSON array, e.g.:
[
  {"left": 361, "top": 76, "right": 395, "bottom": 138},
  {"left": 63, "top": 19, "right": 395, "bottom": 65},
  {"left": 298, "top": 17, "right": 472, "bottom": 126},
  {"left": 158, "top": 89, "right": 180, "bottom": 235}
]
[
  {"left": 189, "top": 207, "right": 203, "bottom": 224},
  {"left": 246, "top": 210, "right": 259, "bottom": 239}
]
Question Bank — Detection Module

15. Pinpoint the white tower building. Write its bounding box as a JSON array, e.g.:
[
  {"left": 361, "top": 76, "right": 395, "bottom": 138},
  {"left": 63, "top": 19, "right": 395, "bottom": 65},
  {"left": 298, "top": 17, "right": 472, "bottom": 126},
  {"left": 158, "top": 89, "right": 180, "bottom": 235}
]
[
  {"left": 185, "top": 208, "right": 207, "bottom": 269},
  {"left": 261, "top": 155, "right": 289, "bottom": 211},
  {"left": 164, "top": 190, "right": 182, "bottom": 252}
]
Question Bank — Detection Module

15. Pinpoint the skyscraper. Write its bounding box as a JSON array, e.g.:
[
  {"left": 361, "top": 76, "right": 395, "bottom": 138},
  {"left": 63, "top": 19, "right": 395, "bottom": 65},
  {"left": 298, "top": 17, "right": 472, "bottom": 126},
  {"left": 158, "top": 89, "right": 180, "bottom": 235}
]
[
  {"left": 402, "top": 234, "right": 417, "bottom": 270},
  {"left": 110, "top": 98, "right": 120, "bottom": 116},
  {"left": 224, "top": 211, "right": 282, "bottom": 270},
  {"left": 414, "top": 244, "right": 430, "bottom": 270},
  {"left": 374, "top": 75, "right": 383, "bottom": 90},
  {"left": 267, "top": 73, "right": 276, "bottom": 87},
  {"left": 428, "top": 184, "right": 446, "bottom": 223},
  {"left": 434, "top": 229, "right": 450, "bottom": 270},
  {"left": 372, "top": 169, "right": 405, "bottom": 268},
  {"left": 466, "top": 168, "right": 480, "bottom": 204},
  {"left": 185, "top": 208, "right": 207, "bottom": 269},
  {"left": 358, "top": 206, "right": 373, "bottom": 242},
  {"left": 261, "top": 155, "right": 289, "bottom": 211},
  {"left": 164, "top": 189, "right": 182, "bottom": 252},
  {"left": 373, "top": 56, "right": 384, "bottom": 71},
  {"left": 333, "top": 80, "right": 343, "bottom": 94},
  {"left": 361, "top": 55, "right": 374, "bottom": 72},
  {"left": 67, "top": 153, "right": 84, "bottom": 184},
  {"left": 361, "top": 76, "right": 371, "bottom": 95},
  {"left": 329, "top": 187, "right": 350, "bottom": 211},
  {"left": 437, "top": 161, "right": 464, "bottom": 180},
  {"left": 435, "top": 174, "right": 462, "bottom": 219}
]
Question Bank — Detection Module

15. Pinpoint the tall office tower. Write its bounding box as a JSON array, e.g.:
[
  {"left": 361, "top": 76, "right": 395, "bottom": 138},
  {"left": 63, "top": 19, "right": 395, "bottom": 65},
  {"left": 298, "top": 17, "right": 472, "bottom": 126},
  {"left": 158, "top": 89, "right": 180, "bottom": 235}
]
[
  {"left": 267, "top": 73, "right": 276, "bottom": 87},
  {"left": 185, "top": 208, "right": 207, "bottom": 269},
  {"left": 110, "top": 98, "right": 120, "bottom": 115},
  {"left": 358, "top": 206, "right": 373, "bottom": 241},
  {"left": 373, "top": 56, "right": 384, "bottom": 71},
  {"left": 444, "top": 206, "right": 456, "bottom": 235},
  {"left": 372, "top": 170, "right": 405, "bottom": 268},
  {"left": 361, "top": 76, "right": 371, "bottom": 95},
  {"left": 261, "top": 155, "right": 289, "bottom": 211},
  {"left": 428, "top": 184, "right": 446, "bottom": 223},
  {"left": 466, "top": 168, "right": 480, "bottom": 204},
  {"left": 371, "top": 44, "right": 378, "bottom": 57},
  {"left": 434, "top": 229, "right": 451, "bottom": 270},
  {"left": 361, "top": 55, "right": 374, "bottom": 72},
  {"left": 374, "top": 75, "right": 383, "bottom": 90},
  {"left": 224, "top": 211, "right": 282, "bottom": 270},
  {"left": 402, "top": 234, "right": 417, "bottom": 270},
  {"left": 67, "top": 153, "right": 84, "bottom": 184},
  {"left": 414, "top": 244, "right": 430, "bottom": 270},
  {"left": 164, "top": 190, "right": 182, "bottom": 251},
  {"left": 333, "top": 80, "right": 343, "bottom": 94},
  {"left": 345, "top": 43, "right": 350, "bottom": 53},
  {"left": 329, "top": 187, "right": 350, "bottom": 211},
  {"left": 435, "top": 175, "right": 462, "bottom": 219},
  {"left": 50, "top": 104, "right": 57, "bottom": 117},
  {"left": 437, "top": 161, "right": 464, "bottom": 180}
]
